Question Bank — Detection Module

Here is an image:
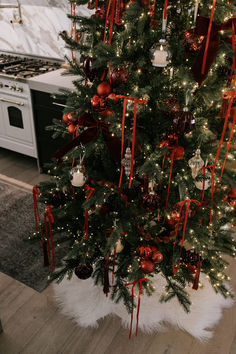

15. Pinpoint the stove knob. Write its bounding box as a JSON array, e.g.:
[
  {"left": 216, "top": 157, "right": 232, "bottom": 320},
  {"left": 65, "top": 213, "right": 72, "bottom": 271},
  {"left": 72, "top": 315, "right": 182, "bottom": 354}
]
[
  {"left": 10, "top": 85, "right": 16, "bottom": 91},
  {"left": 0, "top": 82, "right": 3, "bottom": 88},
  {"left": 16, "top": 87, "right": 23, "bottom": 92}
]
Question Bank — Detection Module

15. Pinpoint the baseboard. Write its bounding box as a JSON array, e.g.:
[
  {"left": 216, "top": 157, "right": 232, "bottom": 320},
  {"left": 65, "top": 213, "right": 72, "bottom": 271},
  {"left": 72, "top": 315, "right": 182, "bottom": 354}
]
[{"left": 0, "top": 173, "right": 32, "bottom": 192}]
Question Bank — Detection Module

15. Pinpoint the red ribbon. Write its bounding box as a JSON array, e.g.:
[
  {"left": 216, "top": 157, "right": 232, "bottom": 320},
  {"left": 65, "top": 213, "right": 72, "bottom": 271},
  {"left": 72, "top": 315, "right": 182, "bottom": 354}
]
[
  {"left": 33, "top": 185, "right": 41, "bottom": 236},
  {"left": 157, "top": 142, "right": 184, "bottom": 213},
  {"left": 201, "top": 0, "right": 216, "bottom": 75},
  {"left": 191, "top": 16, "right": 236, "bottom": 85},
  {"left": 125, "top": 278, "right": 147, "bottom": 338},
  {"left": 172, "top": 199, "right": 200, "bottom": 275},
  {"left": 192, "top": 254, "right": 202, "bottom": 290},
  {"left": 200, "top": 164, "right": 215, "bottom": 225},
  {"left": 33, "top": 186, "right": 49, "bottom": 267},
  {"left": 83, "top": 184, "right": 95, "bottom": 239},
  {"left": 163, "top": 0, "right": 168, "bottom": 20},
  {"left": 219, "top": 91, "right": 236, "bottom": 182},
  {"left": 116, "top": 95, "right": 147, "bottom": 189},
  {"left": 104, "top": 0, "right": 116, "bottom": 45},
  {"left": 44, "top": 206, "right": 55, "bottom": 270}
]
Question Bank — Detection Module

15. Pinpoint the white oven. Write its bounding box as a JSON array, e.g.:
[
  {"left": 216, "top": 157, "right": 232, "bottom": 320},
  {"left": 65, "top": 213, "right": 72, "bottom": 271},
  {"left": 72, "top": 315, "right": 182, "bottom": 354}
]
[{"left": 0, "top": 78, "right": 37, "bottom": 158}]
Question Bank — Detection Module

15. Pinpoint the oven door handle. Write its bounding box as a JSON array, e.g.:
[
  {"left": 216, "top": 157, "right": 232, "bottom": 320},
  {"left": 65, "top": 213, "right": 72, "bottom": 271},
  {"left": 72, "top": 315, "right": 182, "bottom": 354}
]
[{"left": 0, "top": 97, "right": 24, "bottom": 106}]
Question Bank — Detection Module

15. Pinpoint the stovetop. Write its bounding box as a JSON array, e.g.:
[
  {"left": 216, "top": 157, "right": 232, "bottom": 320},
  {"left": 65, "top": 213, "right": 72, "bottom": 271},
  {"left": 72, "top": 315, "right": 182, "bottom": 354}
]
[{"left": 0, "top": 54, "right": 61, "bottom": 78}]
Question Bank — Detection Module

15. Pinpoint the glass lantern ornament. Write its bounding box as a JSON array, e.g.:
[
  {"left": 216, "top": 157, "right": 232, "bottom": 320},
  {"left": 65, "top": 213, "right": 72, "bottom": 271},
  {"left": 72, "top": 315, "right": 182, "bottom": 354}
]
[
  {"left": 151, "top": 39, "right": 170, "bottom": 67},
  {"left": 122, "top": 147, "right": 134, "bottom": 177},
  {"left": 188, "top": 149, "right": 204, "bottom": 178},
  {"left": 194, "top": 169, "right": 211, "bottom": 190},
  {"left": 70, "top": 165, "right": 86, "bottom": 187}
]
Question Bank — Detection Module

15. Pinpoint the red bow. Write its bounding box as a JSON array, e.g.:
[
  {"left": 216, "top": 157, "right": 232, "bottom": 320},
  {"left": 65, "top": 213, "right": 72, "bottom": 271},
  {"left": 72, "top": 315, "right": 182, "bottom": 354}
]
[
  {"left": 53, "top": 113, "right": 121, "bottom": 165},
  {"left": 125, "top": 278, "right": 147, "bottom": 338}
]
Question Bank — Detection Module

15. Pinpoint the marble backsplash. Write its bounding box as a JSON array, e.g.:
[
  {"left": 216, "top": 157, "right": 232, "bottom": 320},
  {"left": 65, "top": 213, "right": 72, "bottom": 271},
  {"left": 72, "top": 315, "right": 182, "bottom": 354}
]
[{"left": 0, "top": 0, "right": 91, "bottom": 59}]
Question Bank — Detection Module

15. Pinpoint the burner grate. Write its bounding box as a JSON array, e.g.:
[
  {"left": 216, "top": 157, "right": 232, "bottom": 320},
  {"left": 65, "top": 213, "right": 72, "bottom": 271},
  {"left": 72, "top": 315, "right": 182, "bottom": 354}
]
[{"left": 0, "top": 54, "right": 61, "bottom": 78}]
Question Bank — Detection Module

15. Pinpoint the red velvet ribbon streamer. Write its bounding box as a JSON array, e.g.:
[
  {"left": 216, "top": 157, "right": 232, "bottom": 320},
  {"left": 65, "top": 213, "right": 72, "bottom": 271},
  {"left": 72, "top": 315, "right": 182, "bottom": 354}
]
[
  {"left": 116, "top": 95, "right": 147, "bottom": 189},
  {"left": 33, "top": 185, "right": 41, "bottom": 236},
  {"left": 201, "top": 0, "right": 216, "bottom": 75},
  {"left": 192, "top": 254, "right": 202, "bottom": 290},
  {"left": 200, "top": 164, "right": 215, "bottom": 225},
  {"left": 33, "top": 186, "right": 49, "bottom": 267},
  {"left": 83, "top": 184, "right": 95, "bottom": 239},
  {"left": 229, "top": 20, "right": 235, "bottom": 84},
  {"left": 172, "top": 199, "right": 200, "bottom": 275},
  {"left": 191, "top": 16, "right": 236, "bottom": 85},
  {"left": 163, "top": 0, "right": 168, "bottom": 20},
  {"left": 104, "top": 0, "right": 116, "bottom": 45},
  {"left": 219, "top": 91, "right": 236, "bottom": 182},
  {"left": 44, "top": 206, "right": 55, "bottom": 270},
  {"left": 125, "top": 278, "right": 147, "bottom": 338}
]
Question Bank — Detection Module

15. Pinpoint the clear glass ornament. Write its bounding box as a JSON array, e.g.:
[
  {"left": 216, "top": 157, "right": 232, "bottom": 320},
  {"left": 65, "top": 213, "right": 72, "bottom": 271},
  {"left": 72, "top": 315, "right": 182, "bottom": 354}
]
[
  {"left": 194, "top": 169, "right": 211, "bottom": 190},
  {"left": 151, "top": 39, "right": 170, "bottom": 67},
  {"left": 122, "top": 147, "right": 134, "bottom": 177},
  {"left": 70, "top": 165, "right": 86, "bottom": 187},
  {"left": 188, "top": 149, "right": 204, "bottom": 178}
]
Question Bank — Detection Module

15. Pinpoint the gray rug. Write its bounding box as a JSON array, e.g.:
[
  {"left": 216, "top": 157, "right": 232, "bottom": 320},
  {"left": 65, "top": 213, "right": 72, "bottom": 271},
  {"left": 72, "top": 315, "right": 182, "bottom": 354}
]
[{"left": 0, "top": 181, "right": 68, "bottom": 292}]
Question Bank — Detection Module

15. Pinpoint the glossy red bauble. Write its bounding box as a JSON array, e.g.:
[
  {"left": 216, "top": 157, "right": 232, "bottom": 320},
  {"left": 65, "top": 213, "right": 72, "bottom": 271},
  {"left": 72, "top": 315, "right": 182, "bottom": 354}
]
[
  {"left": 68, "top": 123, "right": 75, "bottom": 135},
  {"left": 111, "top": 67, "right": 128, "bottom": 86},
  {"left": 67, "top": 112, "right": 77, "bottom": 123},
  {"left": 140, "top": 259, "right": 155, "bottom": 274},
  {"left": 97, "top": 82, "right": 112, "bottom": 97},
  {"left": 62, "top": 113, "right": 70, "bottom": 124},
  {"left": 152, "top": 250, "right": 163, "bottom": 263}
]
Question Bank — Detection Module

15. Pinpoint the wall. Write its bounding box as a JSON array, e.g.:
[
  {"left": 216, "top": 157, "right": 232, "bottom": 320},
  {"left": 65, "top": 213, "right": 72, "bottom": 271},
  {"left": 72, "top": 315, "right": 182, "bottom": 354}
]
[{"left": 0, "top": 0, "right": 91, "bottom": 58}]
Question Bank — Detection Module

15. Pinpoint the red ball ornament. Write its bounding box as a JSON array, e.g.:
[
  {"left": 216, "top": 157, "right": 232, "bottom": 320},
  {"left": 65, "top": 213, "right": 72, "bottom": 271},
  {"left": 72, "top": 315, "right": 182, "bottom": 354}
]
[
  {"left": 97, "top": 82, "right": 112, "bottom": 97},
  {"left": 67, "top": 112, "right": 77, "bottom": 123},
  {"left": 75, "top": 264, "right": 93, "bottom": 279},
  {"left": 111, "top": 67, "right": 128, "bottom": 86},
  {"left": 140, "top": 259, "right": 155, "bottom": 274},
  {"left": 68, "top": 123, "right": 75, "bottom": 135},
  {"left": 152, "top": 250, "right": 163, "bottom": 263},
  {"left": 91, "top": 95, "right": 100, "bottom": 108},
  {"left": 62, "top": 113, "right": 70, "bottom": 124}
]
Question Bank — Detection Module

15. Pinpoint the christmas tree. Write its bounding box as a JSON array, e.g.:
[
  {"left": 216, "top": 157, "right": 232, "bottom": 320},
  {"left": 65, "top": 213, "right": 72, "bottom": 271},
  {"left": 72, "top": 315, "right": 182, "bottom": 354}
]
[{"left": 32, "top": 0, "right": 236, "bottom": 329}]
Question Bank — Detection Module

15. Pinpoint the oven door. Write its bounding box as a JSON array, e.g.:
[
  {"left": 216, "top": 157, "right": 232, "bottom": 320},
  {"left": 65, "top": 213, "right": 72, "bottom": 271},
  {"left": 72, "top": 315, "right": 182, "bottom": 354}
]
[{"left": 0, "top": 92, "right": 33, "bottom": 144}]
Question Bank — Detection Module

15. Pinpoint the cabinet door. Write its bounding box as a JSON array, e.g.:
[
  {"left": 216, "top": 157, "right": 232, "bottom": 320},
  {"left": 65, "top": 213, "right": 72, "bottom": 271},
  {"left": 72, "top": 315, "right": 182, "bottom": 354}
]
[{"left": 0, "top": 94, "right": 33, "bottom": 144}]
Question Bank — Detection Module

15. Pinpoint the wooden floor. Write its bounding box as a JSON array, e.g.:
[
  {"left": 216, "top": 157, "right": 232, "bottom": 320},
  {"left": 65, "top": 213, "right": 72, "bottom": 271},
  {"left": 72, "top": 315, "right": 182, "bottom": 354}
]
[{"left": 0, "top": 148, "right": 236, "bottom": 354}]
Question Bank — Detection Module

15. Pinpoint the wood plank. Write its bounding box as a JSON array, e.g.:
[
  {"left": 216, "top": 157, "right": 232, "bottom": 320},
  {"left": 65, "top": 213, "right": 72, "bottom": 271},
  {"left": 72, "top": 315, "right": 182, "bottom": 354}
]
[
  {"left": 0, "top": 289, "right": 57, "bottom": 353},
  {"left": 0, "top": 274, "right": 35, "bottom": 324},
  {"left": 59, "top": 316, "right": 122, "bottom": 354}
]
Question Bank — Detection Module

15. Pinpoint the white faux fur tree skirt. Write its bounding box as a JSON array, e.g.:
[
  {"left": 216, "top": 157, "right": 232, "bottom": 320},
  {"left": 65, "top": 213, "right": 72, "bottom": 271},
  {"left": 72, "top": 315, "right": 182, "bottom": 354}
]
[{"left": 53, "top": 273, "right": 234, "bottom": 341}]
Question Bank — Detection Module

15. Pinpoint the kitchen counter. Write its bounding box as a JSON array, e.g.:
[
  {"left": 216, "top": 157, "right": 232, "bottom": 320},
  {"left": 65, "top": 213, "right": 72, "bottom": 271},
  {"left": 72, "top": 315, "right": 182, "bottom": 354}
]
[{"left": 27, "top": 68, "right": 79, "bottom": 94}]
